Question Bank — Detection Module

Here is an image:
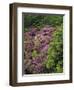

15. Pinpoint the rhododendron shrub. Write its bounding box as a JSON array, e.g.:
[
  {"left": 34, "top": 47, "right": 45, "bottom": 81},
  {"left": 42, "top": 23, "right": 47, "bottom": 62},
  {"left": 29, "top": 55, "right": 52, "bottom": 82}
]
[{"left": 23, "top": 14, "right": 63, "bottom": 74}]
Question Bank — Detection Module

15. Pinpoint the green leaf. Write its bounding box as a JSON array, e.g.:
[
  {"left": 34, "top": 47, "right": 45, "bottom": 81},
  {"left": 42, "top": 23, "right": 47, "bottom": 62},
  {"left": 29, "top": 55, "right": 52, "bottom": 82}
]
[{"left": 32, "top": 50, "right": 38, "bottom": 58}]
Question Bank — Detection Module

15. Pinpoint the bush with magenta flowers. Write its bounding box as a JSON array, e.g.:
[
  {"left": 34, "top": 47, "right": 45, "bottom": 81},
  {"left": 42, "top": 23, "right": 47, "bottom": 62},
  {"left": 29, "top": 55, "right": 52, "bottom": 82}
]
[{"left": 24, "top": 14, "right": 63, "bottom": 74}]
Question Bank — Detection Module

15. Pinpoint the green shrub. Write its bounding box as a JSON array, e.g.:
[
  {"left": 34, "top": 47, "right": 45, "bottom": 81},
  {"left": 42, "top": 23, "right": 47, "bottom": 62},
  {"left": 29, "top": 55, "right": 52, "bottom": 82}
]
[{"left": 44, "top": 25, "right": 63, "bottom": 73}]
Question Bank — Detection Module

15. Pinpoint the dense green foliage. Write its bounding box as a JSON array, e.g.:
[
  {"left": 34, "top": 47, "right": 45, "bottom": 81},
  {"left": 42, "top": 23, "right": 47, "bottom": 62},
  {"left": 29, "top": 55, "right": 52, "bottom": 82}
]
[
  {"left": 24, "top": 14, "right": 63, "bottom": 31},
  {"left": 44, "top": 25, "right": 63, "bottom": 73}
]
